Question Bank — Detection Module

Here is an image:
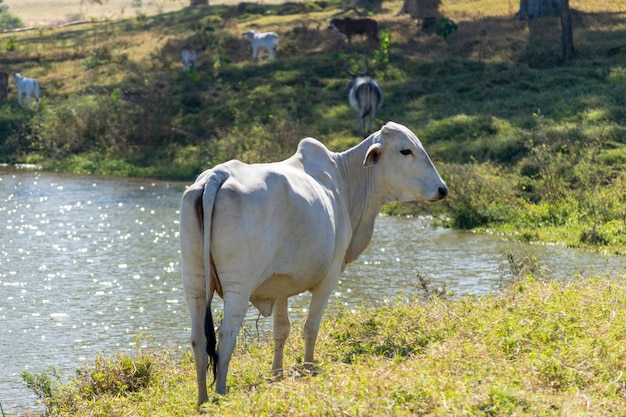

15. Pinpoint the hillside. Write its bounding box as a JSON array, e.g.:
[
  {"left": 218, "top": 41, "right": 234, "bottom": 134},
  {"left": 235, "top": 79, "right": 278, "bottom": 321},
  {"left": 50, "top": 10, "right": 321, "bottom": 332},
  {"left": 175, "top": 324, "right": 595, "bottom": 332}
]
[{"left": 1, "top": 0, "right": 626, "bottom": 251}]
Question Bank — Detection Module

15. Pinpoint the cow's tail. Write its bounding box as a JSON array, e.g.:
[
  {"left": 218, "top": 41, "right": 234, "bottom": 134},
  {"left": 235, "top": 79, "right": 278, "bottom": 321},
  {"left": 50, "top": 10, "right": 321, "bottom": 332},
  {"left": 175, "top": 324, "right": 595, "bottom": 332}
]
[
  {"left": 373, "top": 81, "right": 383, "bottom": 111},
  {"left": 200, "top": 170, "right": 229, "bottom": 383},
  {"left": 358, "top": 83, "right": 374, "bottom": 117}
]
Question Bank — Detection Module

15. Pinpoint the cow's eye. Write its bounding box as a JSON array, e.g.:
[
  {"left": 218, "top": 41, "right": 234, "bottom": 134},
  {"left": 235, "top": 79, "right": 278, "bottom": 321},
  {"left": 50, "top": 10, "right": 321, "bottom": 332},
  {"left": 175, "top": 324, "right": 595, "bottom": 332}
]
[{"left": 400, "top": 149, "right": 413, "bottom": 156}]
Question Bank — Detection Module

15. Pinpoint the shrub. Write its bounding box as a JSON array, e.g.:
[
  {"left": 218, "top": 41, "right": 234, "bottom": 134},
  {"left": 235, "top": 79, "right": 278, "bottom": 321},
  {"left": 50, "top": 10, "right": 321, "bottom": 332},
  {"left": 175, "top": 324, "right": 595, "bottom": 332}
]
[
  {"left": 0, "top": 12, "right": 23, "bottom": 31},
  {"left": 439, "top": 161, "right": 517, "bottom": 229},
  {"left": 31, "top": 95, "right": 130, "bottom": 158}
]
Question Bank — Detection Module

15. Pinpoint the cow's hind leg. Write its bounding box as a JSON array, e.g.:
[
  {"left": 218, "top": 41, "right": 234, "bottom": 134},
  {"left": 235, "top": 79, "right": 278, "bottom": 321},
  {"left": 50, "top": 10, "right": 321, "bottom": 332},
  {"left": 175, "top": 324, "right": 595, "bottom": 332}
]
[
  {"left": 359, "top": 116, "right": 366, "bottom": 138},
  {"left": 216, "top": 290, "right": 250, "bottom": 394},
  {"left": 366, "top": 114, "right": 373, "bottom": 136},
  {"left": 186, "top": 293, "right": 209, "bottom": 406},
  {"left": 271, "top": 297, "right": 290, "bottom": 377}
]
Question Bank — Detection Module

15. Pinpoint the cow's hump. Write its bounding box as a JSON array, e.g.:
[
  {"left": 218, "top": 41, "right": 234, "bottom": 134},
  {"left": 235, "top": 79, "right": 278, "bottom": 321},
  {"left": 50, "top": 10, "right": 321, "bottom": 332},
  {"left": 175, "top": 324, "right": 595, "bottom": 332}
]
[{"left": 294, "top": 137, "right": 337, "bottom": 186}]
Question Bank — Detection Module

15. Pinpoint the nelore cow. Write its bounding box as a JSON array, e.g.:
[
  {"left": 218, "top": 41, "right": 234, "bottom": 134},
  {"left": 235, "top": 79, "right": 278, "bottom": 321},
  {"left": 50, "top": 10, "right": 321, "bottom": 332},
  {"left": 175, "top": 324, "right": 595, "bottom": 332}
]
[
  {"left": 243, "top": 30, "right": 280, "bottom": 60},
  {"left": 180, "top": 121, "right": 448, "bottom": 405},
  {"left": 329, "top": 17, "right": 379, "bottom": 46},
  {"left": 346, "top": 60, "right": 383, "bottom": 137},
  {"left": 13, "top": 73, "right": 40, "bottom": 111},
  {"left": 182, "top": 49, "right": 199, "bottom": 72}
]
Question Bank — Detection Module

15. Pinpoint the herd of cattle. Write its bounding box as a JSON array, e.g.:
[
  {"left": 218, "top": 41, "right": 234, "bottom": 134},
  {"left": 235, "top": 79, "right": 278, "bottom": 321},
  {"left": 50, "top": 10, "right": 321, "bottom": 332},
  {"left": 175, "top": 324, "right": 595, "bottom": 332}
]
[
  {"left": 2, "top": 16, "right": 383, "bottom": 136},
  {"left": 3, "top": 13, "right": 447, "bottom": 406},
  {"left": 182, "top": 16, "right": 385, "bottom": 137}
]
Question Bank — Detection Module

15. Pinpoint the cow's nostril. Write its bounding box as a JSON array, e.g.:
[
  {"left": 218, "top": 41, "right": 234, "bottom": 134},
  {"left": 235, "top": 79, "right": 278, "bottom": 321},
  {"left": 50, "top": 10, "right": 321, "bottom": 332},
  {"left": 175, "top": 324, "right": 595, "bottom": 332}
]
[{"left": 439, "top": 186, "right": 448, "bottom": 198}]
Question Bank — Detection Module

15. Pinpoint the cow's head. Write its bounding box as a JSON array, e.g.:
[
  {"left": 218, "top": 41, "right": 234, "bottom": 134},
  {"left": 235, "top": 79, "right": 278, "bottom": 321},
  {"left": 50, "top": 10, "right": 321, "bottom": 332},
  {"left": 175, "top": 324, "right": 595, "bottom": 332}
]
[
  {"left": 363, "top": 121, "right": 447, "bottom": 203},
  {"left": 328, "top": 18, "right": 347, "bottom": 38}
]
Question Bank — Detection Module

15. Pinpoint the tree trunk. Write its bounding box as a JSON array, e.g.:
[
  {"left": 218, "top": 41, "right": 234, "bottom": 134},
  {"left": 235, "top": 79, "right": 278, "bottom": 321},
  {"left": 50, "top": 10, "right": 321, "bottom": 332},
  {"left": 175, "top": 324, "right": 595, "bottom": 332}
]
[
  {"left": 397, "top": 0, "right": 441, "bottom": 33},
  {"left": 189, "top": 0, "right": 207, "bottom": 5},
  {"left": 560, "top": 0, "right": 575, "bottom": 62},
  {"left": 517, "top": 0, "right": 560, "bottom": 19}
]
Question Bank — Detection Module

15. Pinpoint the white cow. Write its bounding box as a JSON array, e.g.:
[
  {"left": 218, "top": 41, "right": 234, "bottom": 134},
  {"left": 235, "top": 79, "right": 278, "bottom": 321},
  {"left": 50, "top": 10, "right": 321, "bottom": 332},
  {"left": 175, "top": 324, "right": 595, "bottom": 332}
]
[
  {"left": 243, "top": 30, "right": 280, "bottom": 60},
  {"left": 13, "top": 73, "right": 40, "bottom": 111},
  {"left": 180, "top": 121, "right": 448, "bottom": 404},
  {"left": 182, "top": 49, "right": 198, "bottom": 72}
]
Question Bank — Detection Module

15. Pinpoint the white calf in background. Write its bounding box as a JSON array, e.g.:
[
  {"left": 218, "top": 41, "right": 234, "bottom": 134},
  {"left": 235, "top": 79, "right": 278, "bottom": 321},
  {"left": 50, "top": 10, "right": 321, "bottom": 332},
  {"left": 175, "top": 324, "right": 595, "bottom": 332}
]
[
  {"left": 243, "top": 30, "right": 280, "bottom": 60},
  {"left": 182, "top": 49, "right": 199, "bottom": 72},
  {"left": 13, "top": 73, "right": 40, "bottom": 111}
]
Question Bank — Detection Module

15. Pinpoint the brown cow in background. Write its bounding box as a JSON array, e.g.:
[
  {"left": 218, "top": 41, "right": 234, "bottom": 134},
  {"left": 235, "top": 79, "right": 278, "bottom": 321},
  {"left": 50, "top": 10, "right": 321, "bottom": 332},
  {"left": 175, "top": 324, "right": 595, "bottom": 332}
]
[
  {"left": 0, "top": 73, "right": 7, "bottom": 101},
  {"left": 329, "top": 17, "right": 379, "bottom": 47}
]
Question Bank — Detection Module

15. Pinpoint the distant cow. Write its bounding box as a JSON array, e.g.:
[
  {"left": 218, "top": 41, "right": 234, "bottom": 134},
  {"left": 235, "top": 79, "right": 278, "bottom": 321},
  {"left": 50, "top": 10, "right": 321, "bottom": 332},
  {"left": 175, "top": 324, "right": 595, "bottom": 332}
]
[
  {"left": 182, "top": 49, "right": 198, "bottom": 72},
  {"left": 0, "top": 72, "right": 7, "bottom": 101},
  {"left": 345, "top": 60, "right": 383, "bottom": 137},
  {"left": 329, "top": 17, "right": 379, "bottom": 46},
  {"left": 13, "top": 73, "right": 40, "bottom": 111},
  {"left": 243, "top": 30, "right": 280, "bottom": 60},
  {"left": 180, "top": 121, "right": 448, "bottom": 403}
]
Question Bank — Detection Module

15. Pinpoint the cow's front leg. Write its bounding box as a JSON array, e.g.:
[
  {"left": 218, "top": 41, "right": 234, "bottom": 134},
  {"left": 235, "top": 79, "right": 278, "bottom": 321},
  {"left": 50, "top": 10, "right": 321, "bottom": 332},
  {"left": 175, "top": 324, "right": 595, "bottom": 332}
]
[
  {"left": 303, "top": 278, "right": 336, "bottom": 371},
  {"left": 271, "top": 297, "right": 290, "bottom": 377}
]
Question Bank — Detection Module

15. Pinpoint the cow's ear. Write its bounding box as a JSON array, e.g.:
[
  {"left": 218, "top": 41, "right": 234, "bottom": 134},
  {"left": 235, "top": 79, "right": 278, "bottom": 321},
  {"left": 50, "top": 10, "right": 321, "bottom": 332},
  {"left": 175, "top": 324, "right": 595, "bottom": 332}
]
[{"left": 364, "top": 143, "right": 382, "bottom": 167}]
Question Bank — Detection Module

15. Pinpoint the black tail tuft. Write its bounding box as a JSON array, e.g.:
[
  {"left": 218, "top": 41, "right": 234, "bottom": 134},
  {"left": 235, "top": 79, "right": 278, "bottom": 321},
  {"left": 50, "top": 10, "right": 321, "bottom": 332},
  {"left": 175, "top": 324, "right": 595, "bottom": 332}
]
[{"left": 205, "top": 304, "right": 218, "bottom": 383}]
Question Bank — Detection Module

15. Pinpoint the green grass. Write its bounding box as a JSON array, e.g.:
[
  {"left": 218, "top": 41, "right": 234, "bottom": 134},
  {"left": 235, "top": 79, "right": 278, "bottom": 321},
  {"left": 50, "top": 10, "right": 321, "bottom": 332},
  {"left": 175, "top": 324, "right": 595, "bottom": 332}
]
[
  {"left": 20, "top": 271, "right": 626, "bottom": 416},
  {"left": 4, "top": 4, "right": 626, "bottom": 415}
]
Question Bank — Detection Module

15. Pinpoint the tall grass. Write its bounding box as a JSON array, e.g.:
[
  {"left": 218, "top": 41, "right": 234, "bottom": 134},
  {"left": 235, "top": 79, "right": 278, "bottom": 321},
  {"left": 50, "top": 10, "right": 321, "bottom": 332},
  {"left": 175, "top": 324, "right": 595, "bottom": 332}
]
[{"left": 20, "top": 269, "right": 626, "bottom": 416}]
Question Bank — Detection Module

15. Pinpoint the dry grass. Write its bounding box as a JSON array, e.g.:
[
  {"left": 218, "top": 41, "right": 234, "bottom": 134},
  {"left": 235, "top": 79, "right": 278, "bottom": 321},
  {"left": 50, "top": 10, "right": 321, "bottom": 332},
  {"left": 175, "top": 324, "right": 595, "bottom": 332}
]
[
  {"left": 7, "top": 0, "right": 624, "bottom": 30},
  {"left": 4, "top": 0, "right": 181, "bottom": 26},
  {"left": 443, "top": 0, "right": 626, "bottom": 21},
  {"left": 3, "top": 0, "right": 304, "bottom": 27}
]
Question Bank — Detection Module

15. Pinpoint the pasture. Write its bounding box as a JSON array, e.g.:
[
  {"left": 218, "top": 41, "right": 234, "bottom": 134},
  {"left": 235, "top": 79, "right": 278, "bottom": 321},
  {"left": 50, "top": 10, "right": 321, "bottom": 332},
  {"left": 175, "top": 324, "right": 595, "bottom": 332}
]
[{"left": 1, "top": 1, "right": 626, "bottom": 415}]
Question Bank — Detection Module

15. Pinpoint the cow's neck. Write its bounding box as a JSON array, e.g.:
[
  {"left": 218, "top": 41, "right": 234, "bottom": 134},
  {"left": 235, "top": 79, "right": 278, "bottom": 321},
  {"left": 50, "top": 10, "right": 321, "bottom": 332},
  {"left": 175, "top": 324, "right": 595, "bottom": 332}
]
[{"left": 334, "top": 140, "right": 386, "bottom": 265}]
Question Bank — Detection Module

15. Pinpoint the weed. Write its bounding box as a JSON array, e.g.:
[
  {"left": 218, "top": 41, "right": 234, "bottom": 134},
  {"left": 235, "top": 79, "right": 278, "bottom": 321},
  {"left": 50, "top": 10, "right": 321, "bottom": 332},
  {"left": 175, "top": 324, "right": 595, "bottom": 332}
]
[
  {"left": 415, "top": 270, "right": 448, "bottom": 300},
  {"left": 372, "top": 28, "right": 391, "bottom": 65},
  {"left": 3, "top": 35, "right": 17, "bottom": 51},
  {"left": 436, "top": 17, "right": 458, "bottom": 40},
  {"left": 498, "top": 251, "right": 546, "bottom": 290},
  {"left": 21, "top": 367, "right": 66, "bottom": 414}
]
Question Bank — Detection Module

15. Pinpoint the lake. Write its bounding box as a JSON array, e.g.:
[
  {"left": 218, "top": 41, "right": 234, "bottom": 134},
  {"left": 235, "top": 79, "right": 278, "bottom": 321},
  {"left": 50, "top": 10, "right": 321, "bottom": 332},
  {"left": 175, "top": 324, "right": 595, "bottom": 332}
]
[{"left": 1, "top": 167, "right": 624, "bottom": 413}]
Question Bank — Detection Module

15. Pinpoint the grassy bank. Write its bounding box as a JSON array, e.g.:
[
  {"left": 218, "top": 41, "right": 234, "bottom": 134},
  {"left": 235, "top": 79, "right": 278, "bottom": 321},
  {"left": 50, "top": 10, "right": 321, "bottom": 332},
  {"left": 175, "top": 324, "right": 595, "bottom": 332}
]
[{"left": 19, "top": 271, "right": 626, "bottom": 416}]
